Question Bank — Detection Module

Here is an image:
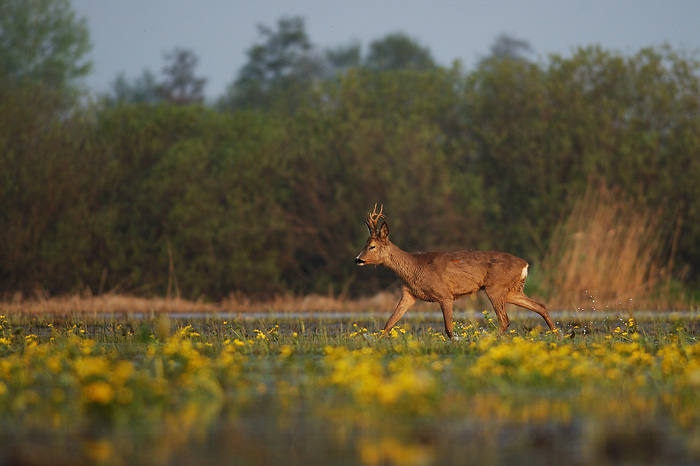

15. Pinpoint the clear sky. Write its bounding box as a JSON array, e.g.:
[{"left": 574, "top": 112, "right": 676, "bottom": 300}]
[{"left": 72, "top": 0, "right": 700, "bottom": 100}]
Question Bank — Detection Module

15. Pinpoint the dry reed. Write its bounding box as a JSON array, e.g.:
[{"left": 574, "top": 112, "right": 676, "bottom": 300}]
[
  {"left": 540, "top": 183, "right": 674, "bottom": 311},
  {"left": 0, "top": 291, "right": 415, "bottom": 316}
]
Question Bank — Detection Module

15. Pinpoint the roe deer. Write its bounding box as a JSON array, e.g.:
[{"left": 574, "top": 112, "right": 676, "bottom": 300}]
[{"left": 355, "top": 204, "right": 557, "bottom": 338}]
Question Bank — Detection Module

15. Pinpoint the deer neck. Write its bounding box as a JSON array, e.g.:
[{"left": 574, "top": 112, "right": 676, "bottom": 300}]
[{"left": 383, "top": 242, "right": 420, "bottom": 283}]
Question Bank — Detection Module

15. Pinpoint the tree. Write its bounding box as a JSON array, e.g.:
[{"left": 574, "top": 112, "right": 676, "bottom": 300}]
[
  {"left": 219, "top": 16, "right": 324, "bottom": 111},
  {"left": 104, "top": 48, "right": 206, "bottom": 106},
  {"left": 463, "top": 43, "right": 700, "bottom": 276},
  {"left": 481, "top": 33, "right": 533, "bottom": 64},
  {"left": 324, "top": 42, "right": 361, "bottom": 75},
  {"left": 240, "top": 16, "right": 313, "bottom": 81},
  {"left": 108, "top": 70, "right": 161, "bottom": 105},
  {"left": 158, "top": 47, "right": 207, "bottom": 105},
  {"left": 0, "top": 0, "right": 91, "bottom": 96},
  {"left": 364, "top": 33, "right": 435, "bottom": 71}
]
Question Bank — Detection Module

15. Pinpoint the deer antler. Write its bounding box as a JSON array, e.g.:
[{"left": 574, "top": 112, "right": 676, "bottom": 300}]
[{"left": 366, "top": 203, "right": 386, "bottom": 236}]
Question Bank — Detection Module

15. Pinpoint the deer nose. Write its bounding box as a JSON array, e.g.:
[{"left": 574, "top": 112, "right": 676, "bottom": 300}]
[{"left": 355, "top": 257, "right": 365, "bottom": 265}]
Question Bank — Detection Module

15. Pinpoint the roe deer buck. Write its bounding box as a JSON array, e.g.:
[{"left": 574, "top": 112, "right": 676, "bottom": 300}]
[{"left": 355, "top": 204, "right": 557, "bottom": 338}]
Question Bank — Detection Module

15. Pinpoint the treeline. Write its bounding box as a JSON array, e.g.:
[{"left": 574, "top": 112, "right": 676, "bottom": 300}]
[{"left": 2, "top": 44, "right": 700, "bottom": 299}]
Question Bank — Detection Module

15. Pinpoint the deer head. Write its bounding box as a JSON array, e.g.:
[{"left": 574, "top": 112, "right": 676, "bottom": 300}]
[{"left": 355, "top": 204, "right": 390, "bottom": 266}]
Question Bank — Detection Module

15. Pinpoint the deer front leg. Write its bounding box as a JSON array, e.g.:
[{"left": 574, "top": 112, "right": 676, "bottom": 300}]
[
  {"left": 439, "top": 300, "right": 454, "bottom": 339},
  {"left": 381, "top": 287, "right": 416, "bottom": 335}
]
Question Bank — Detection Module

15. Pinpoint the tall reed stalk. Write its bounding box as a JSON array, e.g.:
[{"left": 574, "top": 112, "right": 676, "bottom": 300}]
[{"left": 540, "top": 183, "right": 674, "bottom": 310}]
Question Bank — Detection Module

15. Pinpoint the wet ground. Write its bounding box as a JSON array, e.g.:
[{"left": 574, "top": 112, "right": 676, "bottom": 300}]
[{"left": 14, "top": 309, "right": 698, "bottom": 341}]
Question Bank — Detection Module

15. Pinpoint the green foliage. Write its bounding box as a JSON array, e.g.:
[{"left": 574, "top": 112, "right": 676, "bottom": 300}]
[
  {"left": 2, "top": 43, "right": 700, "bottom": 299},
  {"left": 0, "top": 0, "right": 91, "bottom": 97},
  {"left": 219, "top": 18, "right": 439, "bottom": 113},
  {"left": 464, "top": 45, "right": 700, "bottom": 265},
  {"left": 92, "top": 105, "right": 289, "bottom": 297},
  {"left": 0, "top": 83, "right": 105, "bottom": 294},
  {"left": 104, "top": 48, "right": 207, "bottom": 106},
  {"left": 107, "top": 70, "right": 162, "bottom": 105},
  {"left": 219, "top": 16, "right": 322, "bottom": 112},
  {"left": 277, "top": 67, "right": 494, "bottom": 294},
  {"left": 364, "top": 32, "right": 436, "bottom": 71},
  {"left": 158, "top": 47, "right": 207, "bottom": 105}
]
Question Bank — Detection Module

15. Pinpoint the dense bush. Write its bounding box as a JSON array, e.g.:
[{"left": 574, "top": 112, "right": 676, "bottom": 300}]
[{"left": 1, "top": 45, "right": 699, "bottom": 299}]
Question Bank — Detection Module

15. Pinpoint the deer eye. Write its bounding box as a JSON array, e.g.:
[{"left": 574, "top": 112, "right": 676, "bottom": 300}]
[{"left": 369, "top": 245, "right": 376, "bottom": 250}]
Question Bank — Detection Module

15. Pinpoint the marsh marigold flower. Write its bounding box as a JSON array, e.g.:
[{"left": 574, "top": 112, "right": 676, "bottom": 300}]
[{"left": 83, "top": 381, "right": 115, "bottom": 404}]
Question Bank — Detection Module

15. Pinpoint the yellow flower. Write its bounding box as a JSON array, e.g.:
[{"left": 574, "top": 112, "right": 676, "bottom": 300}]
[
  {"left": 46, "top": 355, "right": 63, "bottom": 374},
  {"left": 79, "top": 338, "right": 96, "bottom": 355},
  {"left": 74, "top": 356, "right": 110, "bottom": 380},
  {"left": 83, "top": 381, "right": 114, "bottom": 404},
  {"left": 110, "top": 360, "right": 134, "bottom": 385}
]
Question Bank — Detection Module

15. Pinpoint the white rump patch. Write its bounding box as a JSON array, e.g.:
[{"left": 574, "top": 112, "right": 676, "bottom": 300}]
[{"left": 521, "top": 265, "right": 529, "bottom": 279}]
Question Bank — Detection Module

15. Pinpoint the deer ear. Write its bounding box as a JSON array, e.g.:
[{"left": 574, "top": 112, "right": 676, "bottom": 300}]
[
  {"left": 366, "top": 220, "right": 374, "bottom": 236},
  {"left": 379, "top": 221, "right": 389, "bottom": 239}
]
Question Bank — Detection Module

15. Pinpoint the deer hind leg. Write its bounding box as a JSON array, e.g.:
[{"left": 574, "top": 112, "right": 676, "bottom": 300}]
[
  {"left": 506, "top": 291, "right": 557, "bottom": 332},
  {"left": 485, "top": 290, "right": 510, "bottom": 335}
]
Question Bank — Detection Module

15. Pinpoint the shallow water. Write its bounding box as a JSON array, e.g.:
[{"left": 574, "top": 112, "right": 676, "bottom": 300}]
[
  {"left": 24, "top": 308, "right": 698, "bottom": 339},
  {"left": 99, "top": 309, "right": 698, "bottom": 321},
  {"left": 88, "top": 309, "right": 700, "bottom": 340}
]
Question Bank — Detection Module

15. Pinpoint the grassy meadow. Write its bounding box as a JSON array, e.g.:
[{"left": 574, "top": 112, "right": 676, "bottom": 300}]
[{"left": 0, "top": 307, "right": 699, "bottom": 465}]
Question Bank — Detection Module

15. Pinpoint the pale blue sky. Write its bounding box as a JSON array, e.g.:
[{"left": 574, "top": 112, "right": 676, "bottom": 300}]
[{"left": 72, "top": 0, "right": 700, "bottom": 100}]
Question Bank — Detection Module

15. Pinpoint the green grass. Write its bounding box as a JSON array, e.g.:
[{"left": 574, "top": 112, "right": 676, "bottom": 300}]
[{"left": 0, "top": 312, "right": 699, "bottom": 465}]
